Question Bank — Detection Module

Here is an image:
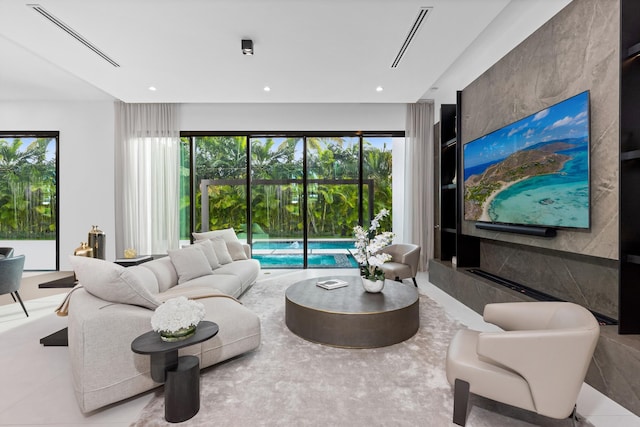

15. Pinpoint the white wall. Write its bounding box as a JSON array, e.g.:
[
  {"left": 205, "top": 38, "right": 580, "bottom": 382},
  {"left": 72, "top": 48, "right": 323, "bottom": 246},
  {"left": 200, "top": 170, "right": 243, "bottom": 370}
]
[
  {"left": 180, "top": 103, "right": 406, "bottom": 131},
  {"left": 0, "top": 101, "right": 115, "bottom": 270}
]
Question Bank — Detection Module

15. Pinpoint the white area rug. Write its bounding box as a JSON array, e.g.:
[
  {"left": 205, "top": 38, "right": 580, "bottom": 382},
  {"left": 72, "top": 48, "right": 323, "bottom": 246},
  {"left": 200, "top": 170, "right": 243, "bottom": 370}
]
[{"left": 133, "top": 272, "right": 593, "bottom": 426}]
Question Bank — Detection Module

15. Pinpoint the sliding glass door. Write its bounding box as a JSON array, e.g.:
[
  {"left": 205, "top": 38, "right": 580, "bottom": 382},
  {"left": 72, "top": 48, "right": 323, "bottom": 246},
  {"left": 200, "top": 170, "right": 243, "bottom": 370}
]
[
  {"left": 306, "top": 137, "right": 360, "bottom": 268},
  {"left": 250, "top": 137, "right": 304, "bottom": 268},
  {"left": 192, "top": 136, "right": 248, "bottom": 238},
  {"left": 184, "top": 132, "right": 399, "bottom": 269}
]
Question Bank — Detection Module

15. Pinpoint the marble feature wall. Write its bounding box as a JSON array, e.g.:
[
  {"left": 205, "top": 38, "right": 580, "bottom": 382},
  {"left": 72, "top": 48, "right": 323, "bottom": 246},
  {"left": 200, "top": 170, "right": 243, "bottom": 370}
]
[
  {"left": 460, "top": 0, "right": 620, "bottom": 260},
  {"left": 480, "top": 240, "right": 618, "bottom": 320}
]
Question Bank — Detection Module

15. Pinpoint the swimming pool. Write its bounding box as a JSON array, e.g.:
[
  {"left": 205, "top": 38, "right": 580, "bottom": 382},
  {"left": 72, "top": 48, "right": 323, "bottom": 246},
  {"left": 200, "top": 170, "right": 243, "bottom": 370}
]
[
  {"left": 252, "top": 240, "right": 356, "bottom": 250},
  {"left": 252, "top": 253, "right": 358, "bottom": 269},
  {"left": 251, "top": 240, "right": 358, "bottom": 268}
]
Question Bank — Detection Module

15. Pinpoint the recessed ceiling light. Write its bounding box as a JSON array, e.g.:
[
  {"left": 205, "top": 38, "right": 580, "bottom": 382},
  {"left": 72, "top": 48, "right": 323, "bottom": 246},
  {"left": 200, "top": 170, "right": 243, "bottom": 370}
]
[
  {"left": 264, "top": 86, "right": 271, "bottom": 92},
  {"left": 148, "top": 86, "right": 157, "bottom": 91},
  {"left": 376, "top": 86, "right": 384, "bottom": 92}
]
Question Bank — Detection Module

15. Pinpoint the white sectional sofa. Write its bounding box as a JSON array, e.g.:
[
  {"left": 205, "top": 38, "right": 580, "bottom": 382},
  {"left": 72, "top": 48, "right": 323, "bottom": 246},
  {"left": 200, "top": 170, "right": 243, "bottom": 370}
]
[{"left": 66, "top": 231, "right": 261, "bottom": 413}]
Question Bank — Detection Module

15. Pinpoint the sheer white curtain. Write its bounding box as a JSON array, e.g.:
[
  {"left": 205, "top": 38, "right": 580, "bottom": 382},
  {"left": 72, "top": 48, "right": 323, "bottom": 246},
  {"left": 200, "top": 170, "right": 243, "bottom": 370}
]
[
  {"left": 114, "top": 102, "right": 180, "bottom": 257},
  {"left": 403, "top": 101, "right": 435, "bottom": 271}
]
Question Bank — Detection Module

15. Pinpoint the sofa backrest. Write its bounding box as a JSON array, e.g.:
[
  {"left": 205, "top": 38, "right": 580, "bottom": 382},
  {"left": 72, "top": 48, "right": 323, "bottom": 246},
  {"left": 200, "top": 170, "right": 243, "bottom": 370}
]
[{"left": 141, "top": 257, "right": 178, "bottom": 293}]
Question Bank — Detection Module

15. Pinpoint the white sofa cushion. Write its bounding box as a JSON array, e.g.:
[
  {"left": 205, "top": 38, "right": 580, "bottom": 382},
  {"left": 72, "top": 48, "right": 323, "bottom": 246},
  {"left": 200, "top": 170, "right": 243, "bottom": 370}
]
[
  {"left": 168, "top": 245, "right": 213, "bottom": 284},
  {"left": 192, "top": 227, "right": 239, "bottom": 243},
  {"left": 227, "top": 240, "right": 248, "bottom": 260},
  {"left": 141, "top": 257, "right": 178, "bottom": 293},
  {"left": 194, "top": 239, "right": 220, "bottom": 269},
  {"left": 211, "top": 237, "right": 233, "bottom": 264},
  {"left": 69, "top": 256, "right": 160, "bottom": 309}
]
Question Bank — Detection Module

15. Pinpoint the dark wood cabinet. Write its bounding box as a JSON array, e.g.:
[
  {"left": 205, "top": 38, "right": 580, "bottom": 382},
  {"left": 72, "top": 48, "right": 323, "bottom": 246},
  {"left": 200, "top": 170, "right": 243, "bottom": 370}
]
[
  {"left": 435, "top": 92, "right": 479, "bottom": 267},
  {"left": 618, "top": 0, "right": 640, "bottom": 333}
]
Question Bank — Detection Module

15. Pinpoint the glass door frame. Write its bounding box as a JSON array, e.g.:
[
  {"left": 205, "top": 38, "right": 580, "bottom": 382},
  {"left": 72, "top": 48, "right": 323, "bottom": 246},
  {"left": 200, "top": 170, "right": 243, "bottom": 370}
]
[{"left": 183, "top": 130, "right": 403, "bottom": 269}]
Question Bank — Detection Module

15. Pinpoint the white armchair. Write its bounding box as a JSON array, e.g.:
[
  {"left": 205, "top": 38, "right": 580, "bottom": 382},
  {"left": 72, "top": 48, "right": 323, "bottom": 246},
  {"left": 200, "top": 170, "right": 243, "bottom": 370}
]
[
  {"left": 378, "top": 243, "right": 420, "bottom": 286},
  {"left": 446, "top": 302, "right": 600, "bottom": 425}
]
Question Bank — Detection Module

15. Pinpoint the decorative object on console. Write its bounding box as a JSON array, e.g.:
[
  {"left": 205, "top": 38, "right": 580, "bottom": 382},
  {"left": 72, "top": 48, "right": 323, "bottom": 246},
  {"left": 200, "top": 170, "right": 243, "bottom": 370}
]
[
  {"left": 73, "top": 242, "right": 93, "bottom": 257},
  {"left": 124, "top": 248, "right": 137, "bottom": 259},
  {"left": 151, "top": 296, "right": 206, "bottom": 342},
  {"left": 88, "top": 225, "right": 106, "bottom": 259},
  {"left": 353, "top": 209, "right": 394, "bottom": 293}
]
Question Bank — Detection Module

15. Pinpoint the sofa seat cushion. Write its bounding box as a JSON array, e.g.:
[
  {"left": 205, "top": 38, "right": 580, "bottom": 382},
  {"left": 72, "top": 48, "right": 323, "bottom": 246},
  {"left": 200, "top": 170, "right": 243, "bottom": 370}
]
[
  {"left": 178, "top": 296, "right": 261, "bottom": 368},
  {"left": 170, "top": 274, "right": 242, "bottom": 298},
  {"left": 155, "top": 285, "right": 232, "bottom": 302},
  {"left": 213, "top": 259, "right": 260, "bottom": 292}
]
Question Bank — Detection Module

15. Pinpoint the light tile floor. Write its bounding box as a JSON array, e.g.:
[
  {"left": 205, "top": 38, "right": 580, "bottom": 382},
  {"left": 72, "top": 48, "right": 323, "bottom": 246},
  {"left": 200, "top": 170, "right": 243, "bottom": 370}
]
[{"left": 0, "top": 269, "right": 638, "bottom": 426}]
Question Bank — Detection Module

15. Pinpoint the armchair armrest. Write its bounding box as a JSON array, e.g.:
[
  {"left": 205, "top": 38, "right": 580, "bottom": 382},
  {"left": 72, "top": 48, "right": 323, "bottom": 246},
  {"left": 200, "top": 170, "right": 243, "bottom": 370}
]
[{"left": 477, "top": 327, "right": 598, "bottom": 418}]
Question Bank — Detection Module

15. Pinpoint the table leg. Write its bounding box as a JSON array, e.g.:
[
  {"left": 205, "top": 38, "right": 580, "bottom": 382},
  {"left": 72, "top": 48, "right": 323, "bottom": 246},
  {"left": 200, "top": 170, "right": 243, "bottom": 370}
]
[
  {"left": 149, "top": 350, "right": 178, "bottom": 383},
  {"left": 165, "top": 355, "right": 200, "bottom": 423}
]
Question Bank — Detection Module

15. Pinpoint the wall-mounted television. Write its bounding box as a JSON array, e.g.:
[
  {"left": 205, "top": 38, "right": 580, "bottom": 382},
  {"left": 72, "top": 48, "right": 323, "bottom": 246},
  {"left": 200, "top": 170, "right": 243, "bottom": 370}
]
[{"left": 463, "top": 91, "right": 590, "bottom": 229}]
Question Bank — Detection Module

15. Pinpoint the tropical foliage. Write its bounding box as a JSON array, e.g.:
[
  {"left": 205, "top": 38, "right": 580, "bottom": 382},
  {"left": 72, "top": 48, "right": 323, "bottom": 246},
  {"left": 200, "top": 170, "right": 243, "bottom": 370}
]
[
  {"left": 0, "top": 137, "right": 56, "bottom": 239},
  {"left": 183, "top": 135, "right": 393, "bottom": 241}
]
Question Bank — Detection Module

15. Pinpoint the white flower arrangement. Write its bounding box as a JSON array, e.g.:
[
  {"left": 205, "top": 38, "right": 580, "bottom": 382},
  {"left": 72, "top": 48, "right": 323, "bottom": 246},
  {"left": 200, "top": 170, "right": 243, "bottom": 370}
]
[
  {"left": 151, "top": 296, "right": 206, "bottom": 334},
  {"left": 353, "top": 208, "right": 394, "bottom": 280}
]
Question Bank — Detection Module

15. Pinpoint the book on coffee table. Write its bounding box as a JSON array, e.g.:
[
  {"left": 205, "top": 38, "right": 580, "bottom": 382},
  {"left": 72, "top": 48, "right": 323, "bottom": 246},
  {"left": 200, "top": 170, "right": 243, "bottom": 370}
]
[{"left": 316, "top": 279, "right": 349, "bottom": 290}]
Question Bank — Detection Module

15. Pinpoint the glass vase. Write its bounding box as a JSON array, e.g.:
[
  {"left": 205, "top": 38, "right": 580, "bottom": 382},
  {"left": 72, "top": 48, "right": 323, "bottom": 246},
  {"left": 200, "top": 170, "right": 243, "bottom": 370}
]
[{"left": 159, "top": 325, "right": 197, "bottom": 342}]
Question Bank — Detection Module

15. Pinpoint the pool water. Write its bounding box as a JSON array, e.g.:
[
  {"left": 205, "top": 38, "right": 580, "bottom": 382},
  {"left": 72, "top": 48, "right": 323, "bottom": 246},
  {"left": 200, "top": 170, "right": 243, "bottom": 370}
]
[
  {"left": 252, "top": 240, "right": 356, "bottom": 250},
  {"left": 252, "top": 253, "right": 358, "bottom": 269},
  {"left": 251, "top": 240, "right": 358, "bottom": 268}
]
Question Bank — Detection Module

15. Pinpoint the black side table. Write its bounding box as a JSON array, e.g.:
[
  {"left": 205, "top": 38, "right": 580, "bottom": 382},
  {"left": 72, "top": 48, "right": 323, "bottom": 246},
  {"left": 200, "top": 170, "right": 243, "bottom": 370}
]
[{"left": 131, "top": 320, "right": 219, "bottom": 423}]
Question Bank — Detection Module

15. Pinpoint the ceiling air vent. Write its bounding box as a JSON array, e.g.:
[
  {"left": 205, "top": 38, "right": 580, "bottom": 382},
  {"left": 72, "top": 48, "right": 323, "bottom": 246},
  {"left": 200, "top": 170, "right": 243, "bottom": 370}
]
[
  {"left": 391, "top": 7, "right": 432, "bottom": 69},
  {"left": 27, "top": 4, "right": 120, "bottom": 67}
]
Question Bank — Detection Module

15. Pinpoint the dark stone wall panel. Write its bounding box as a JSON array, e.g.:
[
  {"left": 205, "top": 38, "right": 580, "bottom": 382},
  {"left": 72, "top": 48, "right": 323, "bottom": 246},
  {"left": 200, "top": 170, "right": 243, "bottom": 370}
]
[
  {"left": 460, "top": 0, "right": 620, "bottom": 260},
  {"left": 480, "top": 240, "right": 618, "bottom": 319}
]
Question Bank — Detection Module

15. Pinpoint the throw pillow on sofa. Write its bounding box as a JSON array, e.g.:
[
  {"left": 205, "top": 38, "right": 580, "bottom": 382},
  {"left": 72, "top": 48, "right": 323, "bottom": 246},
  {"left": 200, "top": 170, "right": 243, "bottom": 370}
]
[
  {"left": 192, "top": 227, "right": 239, "bottom": 243},
  {"left": 69, "top": 256, "right": 160, "bottom": 309},
  {"left": 168, "top": 245, "right": 213, "bottom": 284},
  {"left": 194, "top": 238, "right": 220, "bottom": 269},
  {"left": 211, "top": 237, "right": 233, "bottom": 264},
  {"left": 227, "top": 240, "right": 248, "bottom": 260}
]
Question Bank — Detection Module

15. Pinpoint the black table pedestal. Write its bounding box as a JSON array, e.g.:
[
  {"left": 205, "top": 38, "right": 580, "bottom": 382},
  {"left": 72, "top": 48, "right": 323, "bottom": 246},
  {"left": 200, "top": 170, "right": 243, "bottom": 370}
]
[
  {"left": 165, "top": 355, "right": 200, "bottom": 423},
  {"left": 131, "top": 321, "right": 219, "bottom": 424}
]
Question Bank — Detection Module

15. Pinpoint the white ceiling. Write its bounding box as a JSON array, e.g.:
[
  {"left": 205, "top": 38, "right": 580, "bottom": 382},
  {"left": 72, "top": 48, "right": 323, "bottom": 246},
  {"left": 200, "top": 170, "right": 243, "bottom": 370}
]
[{"left": 0, "top": 0, "right": 571, "bottom": 104}]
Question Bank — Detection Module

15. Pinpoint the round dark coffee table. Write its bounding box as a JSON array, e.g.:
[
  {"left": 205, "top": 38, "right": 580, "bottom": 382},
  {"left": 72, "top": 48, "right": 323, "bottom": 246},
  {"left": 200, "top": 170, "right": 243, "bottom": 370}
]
[
  {"left": 131, "top": 320, "right": 219, "bottom": 423},
  {"left": 285, "top": 275, "right": 419, "bottom": 348}
]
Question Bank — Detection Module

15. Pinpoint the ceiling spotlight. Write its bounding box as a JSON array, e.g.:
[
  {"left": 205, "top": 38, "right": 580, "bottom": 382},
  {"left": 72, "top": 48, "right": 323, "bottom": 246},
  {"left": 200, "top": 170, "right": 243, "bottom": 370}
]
[
  {"left": 148, "top": 86, "right": 157, "bottom": 91},
  {"left": 242, "top": 39, "right": 254, "bottom": 55},
  {"left": 264, "top": 86, "right": 271, "bottom": 92},
  {"left": 376, "top": 86, "right": 384, "bottom": 92}
]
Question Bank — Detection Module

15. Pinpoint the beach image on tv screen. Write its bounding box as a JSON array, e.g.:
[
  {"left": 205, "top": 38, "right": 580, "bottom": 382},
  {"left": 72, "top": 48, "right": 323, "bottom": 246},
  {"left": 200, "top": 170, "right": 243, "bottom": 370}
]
[{"left": 463, "top": 91, "right": 589, "bottom": 229}]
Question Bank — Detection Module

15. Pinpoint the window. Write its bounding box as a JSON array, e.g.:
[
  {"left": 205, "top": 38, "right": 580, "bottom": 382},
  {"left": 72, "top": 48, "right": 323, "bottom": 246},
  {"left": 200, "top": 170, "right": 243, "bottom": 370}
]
[
  {"left": 181, "top": 131, "right": 402, "bottom": 268},
  {"left": 0, "top": 132, "right": 59, "bottom": 270}
]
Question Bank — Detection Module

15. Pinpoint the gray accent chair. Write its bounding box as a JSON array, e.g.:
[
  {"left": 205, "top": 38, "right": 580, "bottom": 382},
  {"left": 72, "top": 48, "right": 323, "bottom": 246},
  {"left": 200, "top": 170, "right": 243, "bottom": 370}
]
[
  {"left": 378, "top": 243, "right": 420, "bottom": 286},
  {"left": 446, "top": 302, "right": 600, "bottom": 426},
  {"left": 0, "top": 254, "right": 28, "bottom": 317},
  {"left": 0, "top": 247, "right": 15, "bottom": 258}
]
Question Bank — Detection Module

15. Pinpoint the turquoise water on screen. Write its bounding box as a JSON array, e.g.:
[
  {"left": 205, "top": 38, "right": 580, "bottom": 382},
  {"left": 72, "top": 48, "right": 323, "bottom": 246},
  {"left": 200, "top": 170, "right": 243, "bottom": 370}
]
[{"left": 489, "top": 148, "right": 589, "bottom": 228}]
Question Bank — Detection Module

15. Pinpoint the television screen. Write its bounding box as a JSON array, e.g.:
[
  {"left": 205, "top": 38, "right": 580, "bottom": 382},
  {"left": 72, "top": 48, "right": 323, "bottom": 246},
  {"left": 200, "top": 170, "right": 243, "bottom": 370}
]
[{"left": 463, "top": 91, "right": 590, "bottom": 229}]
